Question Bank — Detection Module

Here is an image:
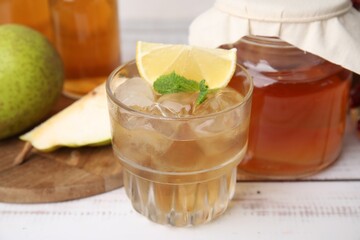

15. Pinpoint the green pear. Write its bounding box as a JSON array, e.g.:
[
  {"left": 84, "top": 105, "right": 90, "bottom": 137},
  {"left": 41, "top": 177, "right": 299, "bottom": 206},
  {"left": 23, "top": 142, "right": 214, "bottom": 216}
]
[
  {"left": 0, "top": 24, "right": 64, "bottom": 140},
  {"left": 20, "top": 83, "right": 111, "bottom": 151}
]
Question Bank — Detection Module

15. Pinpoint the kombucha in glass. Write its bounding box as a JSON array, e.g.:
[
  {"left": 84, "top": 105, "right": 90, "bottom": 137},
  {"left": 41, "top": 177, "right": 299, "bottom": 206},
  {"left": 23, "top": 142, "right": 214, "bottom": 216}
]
[{"left": 107, "top": 61, "right": 253, "bottom": 226}]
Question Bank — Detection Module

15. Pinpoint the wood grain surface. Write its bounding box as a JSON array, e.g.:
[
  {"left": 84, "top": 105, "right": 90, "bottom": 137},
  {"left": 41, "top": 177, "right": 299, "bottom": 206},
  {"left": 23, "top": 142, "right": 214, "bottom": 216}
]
[{"left": 0, "top": 95, "right": 123, "bottom": 203}]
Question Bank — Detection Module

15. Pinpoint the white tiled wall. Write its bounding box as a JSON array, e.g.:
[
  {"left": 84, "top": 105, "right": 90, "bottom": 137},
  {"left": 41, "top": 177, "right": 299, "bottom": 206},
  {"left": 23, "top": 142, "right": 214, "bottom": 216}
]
[{"left": 119, "top": 0, "right": 215, "bottom": 61}]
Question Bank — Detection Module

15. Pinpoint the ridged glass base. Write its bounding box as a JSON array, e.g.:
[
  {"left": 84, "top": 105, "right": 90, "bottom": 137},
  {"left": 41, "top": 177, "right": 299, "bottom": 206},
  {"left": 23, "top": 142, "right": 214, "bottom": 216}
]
[{"left": 123, "top": 168, "right": 237, "bottom": 227}]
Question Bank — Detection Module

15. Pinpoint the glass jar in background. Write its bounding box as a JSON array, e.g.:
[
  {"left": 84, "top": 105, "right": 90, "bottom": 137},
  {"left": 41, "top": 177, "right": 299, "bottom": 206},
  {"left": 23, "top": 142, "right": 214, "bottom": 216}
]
[
  {"left": 353, "top": 0, "right": 360, "bottom": 10},
  {"left": 49, "top": 0, "right": 121, "bottom": 97},
  {"left": 0, "top": 0, "right": 53, "bottom": 40},
  {"left": 225, "top": 36, "right": 351, "bottom": 179},
  {"left": 352, "top": 0, "right": 360, "bottom": 83}
]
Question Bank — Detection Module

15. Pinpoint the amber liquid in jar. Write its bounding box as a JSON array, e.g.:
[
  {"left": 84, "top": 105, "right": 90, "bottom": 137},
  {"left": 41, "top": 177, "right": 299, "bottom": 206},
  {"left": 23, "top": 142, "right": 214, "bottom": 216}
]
[
  {"left": 227, "top": 36, "right": 351, "bottom": 179},
  {"left": 49, "top": 0, "right": 121, "bottom": 97},
  {"left": 0, "top": 0, "right": 52, "bottom": 40}
]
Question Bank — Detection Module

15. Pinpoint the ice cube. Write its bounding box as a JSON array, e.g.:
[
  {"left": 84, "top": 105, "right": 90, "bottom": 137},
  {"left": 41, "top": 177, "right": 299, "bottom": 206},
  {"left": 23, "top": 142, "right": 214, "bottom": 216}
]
[
  {"left": 189, "top": 87, "right": 248, "bottom": 156},
  {"left": 190, "top": 88, "right": 244, "bottom": 135},
  {"left": 193, "top": 88, "right": 244, "bottom": 116},
  {"left": 118, "top": 104, "right": 182, "bottom": 139},
  {"left": 113, "top": 77, "right": 156, "bottom": 131},
  {"left": 116, "top": 90, "right": 195, "bottom": 139},
  {"left": 113, "top": 125, "right": 173, "bottom": 167},
  {"left": 137, "top": 93, "right": 197, "bottom": 139},
  {"left": 195, "top": 126, "right": 247, "bottom": 156},
  {"left": 156, "top": 92, "right": 197, "bottom": 117},
  {"left": 114, "top": 77, "right": 155, "bottom": 108},
  {"left": 117, "top": 109, "right": 153, "bottom": 130}
]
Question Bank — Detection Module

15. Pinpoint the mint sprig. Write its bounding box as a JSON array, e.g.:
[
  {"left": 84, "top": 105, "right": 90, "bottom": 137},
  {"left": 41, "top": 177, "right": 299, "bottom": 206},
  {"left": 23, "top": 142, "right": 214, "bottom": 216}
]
[
  {"left": 196, "top": 80, "right": 209, "bottom": 104},
  {"left": 153, "top": 72, "right": 210, "bottom": 105},
  {"left": 153, "top": 72, "right": 199, "bottom": 94}
]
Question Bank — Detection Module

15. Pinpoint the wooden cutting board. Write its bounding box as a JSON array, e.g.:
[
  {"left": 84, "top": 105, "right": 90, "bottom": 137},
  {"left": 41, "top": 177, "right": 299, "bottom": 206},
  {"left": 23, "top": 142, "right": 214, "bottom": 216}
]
[{"left": 0, "top": 95, "right": 123, "bottom": 203}]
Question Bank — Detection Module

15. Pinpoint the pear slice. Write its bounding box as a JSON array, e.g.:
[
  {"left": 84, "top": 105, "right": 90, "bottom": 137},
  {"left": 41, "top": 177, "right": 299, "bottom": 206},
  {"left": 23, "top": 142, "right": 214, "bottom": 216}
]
[{"left": 20, "top": 83, "right": 111, "bottom": 152}]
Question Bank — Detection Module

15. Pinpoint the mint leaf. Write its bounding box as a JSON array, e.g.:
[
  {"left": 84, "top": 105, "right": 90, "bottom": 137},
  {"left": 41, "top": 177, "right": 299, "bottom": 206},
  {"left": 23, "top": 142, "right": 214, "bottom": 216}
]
[
  {"left": 196, "top": 80, "right": 209, "bottom": 105},
  {"left": 153, "top": 72, "right": 199, "bottom": 94},
  {"left": 153, "top": 72, "right": 212, "bottom": 105}
]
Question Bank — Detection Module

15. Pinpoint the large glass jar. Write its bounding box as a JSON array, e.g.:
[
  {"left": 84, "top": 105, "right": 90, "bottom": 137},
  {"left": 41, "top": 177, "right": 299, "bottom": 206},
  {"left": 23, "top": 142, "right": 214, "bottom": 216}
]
[
  {"left": 353, "top": 0, "right": 360, "bottom": 83},
  {"left": 49, "top": 0, "right": 121, "bottom": 97},
  {"left": 0, "top": 0, "right": 53, "bottom": 40},
  {"left": 226, "top": 36, "right": 351, "bottom": 179}
]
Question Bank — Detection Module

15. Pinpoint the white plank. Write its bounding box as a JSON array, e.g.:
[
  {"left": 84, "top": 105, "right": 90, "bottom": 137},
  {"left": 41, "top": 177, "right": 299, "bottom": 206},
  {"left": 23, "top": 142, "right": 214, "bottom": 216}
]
[{"left": 0, "top": 182, "right": 359, "bottom": 240}]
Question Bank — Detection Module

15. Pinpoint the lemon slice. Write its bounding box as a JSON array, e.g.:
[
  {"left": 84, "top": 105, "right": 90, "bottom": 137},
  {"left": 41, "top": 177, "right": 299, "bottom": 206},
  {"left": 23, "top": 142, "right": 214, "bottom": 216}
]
[{"left": 136, "top": 41, "right": 237, "bottom": 89}]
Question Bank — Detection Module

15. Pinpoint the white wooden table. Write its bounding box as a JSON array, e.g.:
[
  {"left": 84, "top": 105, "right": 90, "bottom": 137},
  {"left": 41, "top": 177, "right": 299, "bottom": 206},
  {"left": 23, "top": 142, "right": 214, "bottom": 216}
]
[
  {"left": 1, "top": 17, "right": 360, "bottom": 240},
  {"left": 1, "top": 120, "right": 359, "bottom": 240}
]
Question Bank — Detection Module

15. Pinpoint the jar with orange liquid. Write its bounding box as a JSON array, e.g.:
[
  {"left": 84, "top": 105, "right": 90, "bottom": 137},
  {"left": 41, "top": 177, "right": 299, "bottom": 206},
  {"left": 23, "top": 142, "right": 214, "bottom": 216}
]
[
  {"left": 353, "top": 0, "right": 360, "bottom": 10},
  {"left": 0, "top": 0, "right": 52, "bottom": 40},
  {"left": 49, "top": 0, "right": 121, "bottom": 97},
  {"left": 226, "top": 36, "right": 351, "bottom": 179},
  {"left": 353, "top": 0, "right": 360, "bottom": 83},
  {"left": 189, "top": 0, "right": 360, "bottom": 179}
]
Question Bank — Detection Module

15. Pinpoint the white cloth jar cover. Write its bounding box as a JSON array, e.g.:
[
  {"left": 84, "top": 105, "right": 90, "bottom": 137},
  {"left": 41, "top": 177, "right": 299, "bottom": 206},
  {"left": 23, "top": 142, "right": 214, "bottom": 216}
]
[{"left": 189, "top": 0, "right": 360, "bottom": 75}]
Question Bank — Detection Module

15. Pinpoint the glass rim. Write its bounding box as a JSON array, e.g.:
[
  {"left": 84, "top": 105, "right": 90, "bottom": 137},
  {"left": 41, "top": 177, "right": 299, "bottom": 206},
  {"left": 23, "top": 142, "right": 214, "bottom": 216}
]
[{"left": 106, "top": 60, "right": 253, "bottom": 121}]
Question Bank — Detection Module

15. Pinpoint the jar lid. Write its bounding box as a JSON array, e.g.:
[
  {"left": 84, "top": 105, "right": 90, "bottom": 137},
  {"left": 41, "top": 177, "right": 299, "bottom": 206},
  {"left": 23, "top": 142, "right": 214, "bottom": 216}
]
[{"left": 189, "top": 0, "right": 360, "bottom": 74}]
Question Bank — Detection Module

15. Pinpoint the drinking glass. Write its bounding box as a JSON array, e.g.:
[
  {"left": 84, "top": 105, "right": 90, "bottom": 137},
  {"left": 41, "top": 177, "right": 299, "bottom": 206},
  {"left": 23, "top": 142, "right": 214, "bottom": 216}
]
[{"left": 106, "top": 61, "right": 253, "bottom": 226}]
